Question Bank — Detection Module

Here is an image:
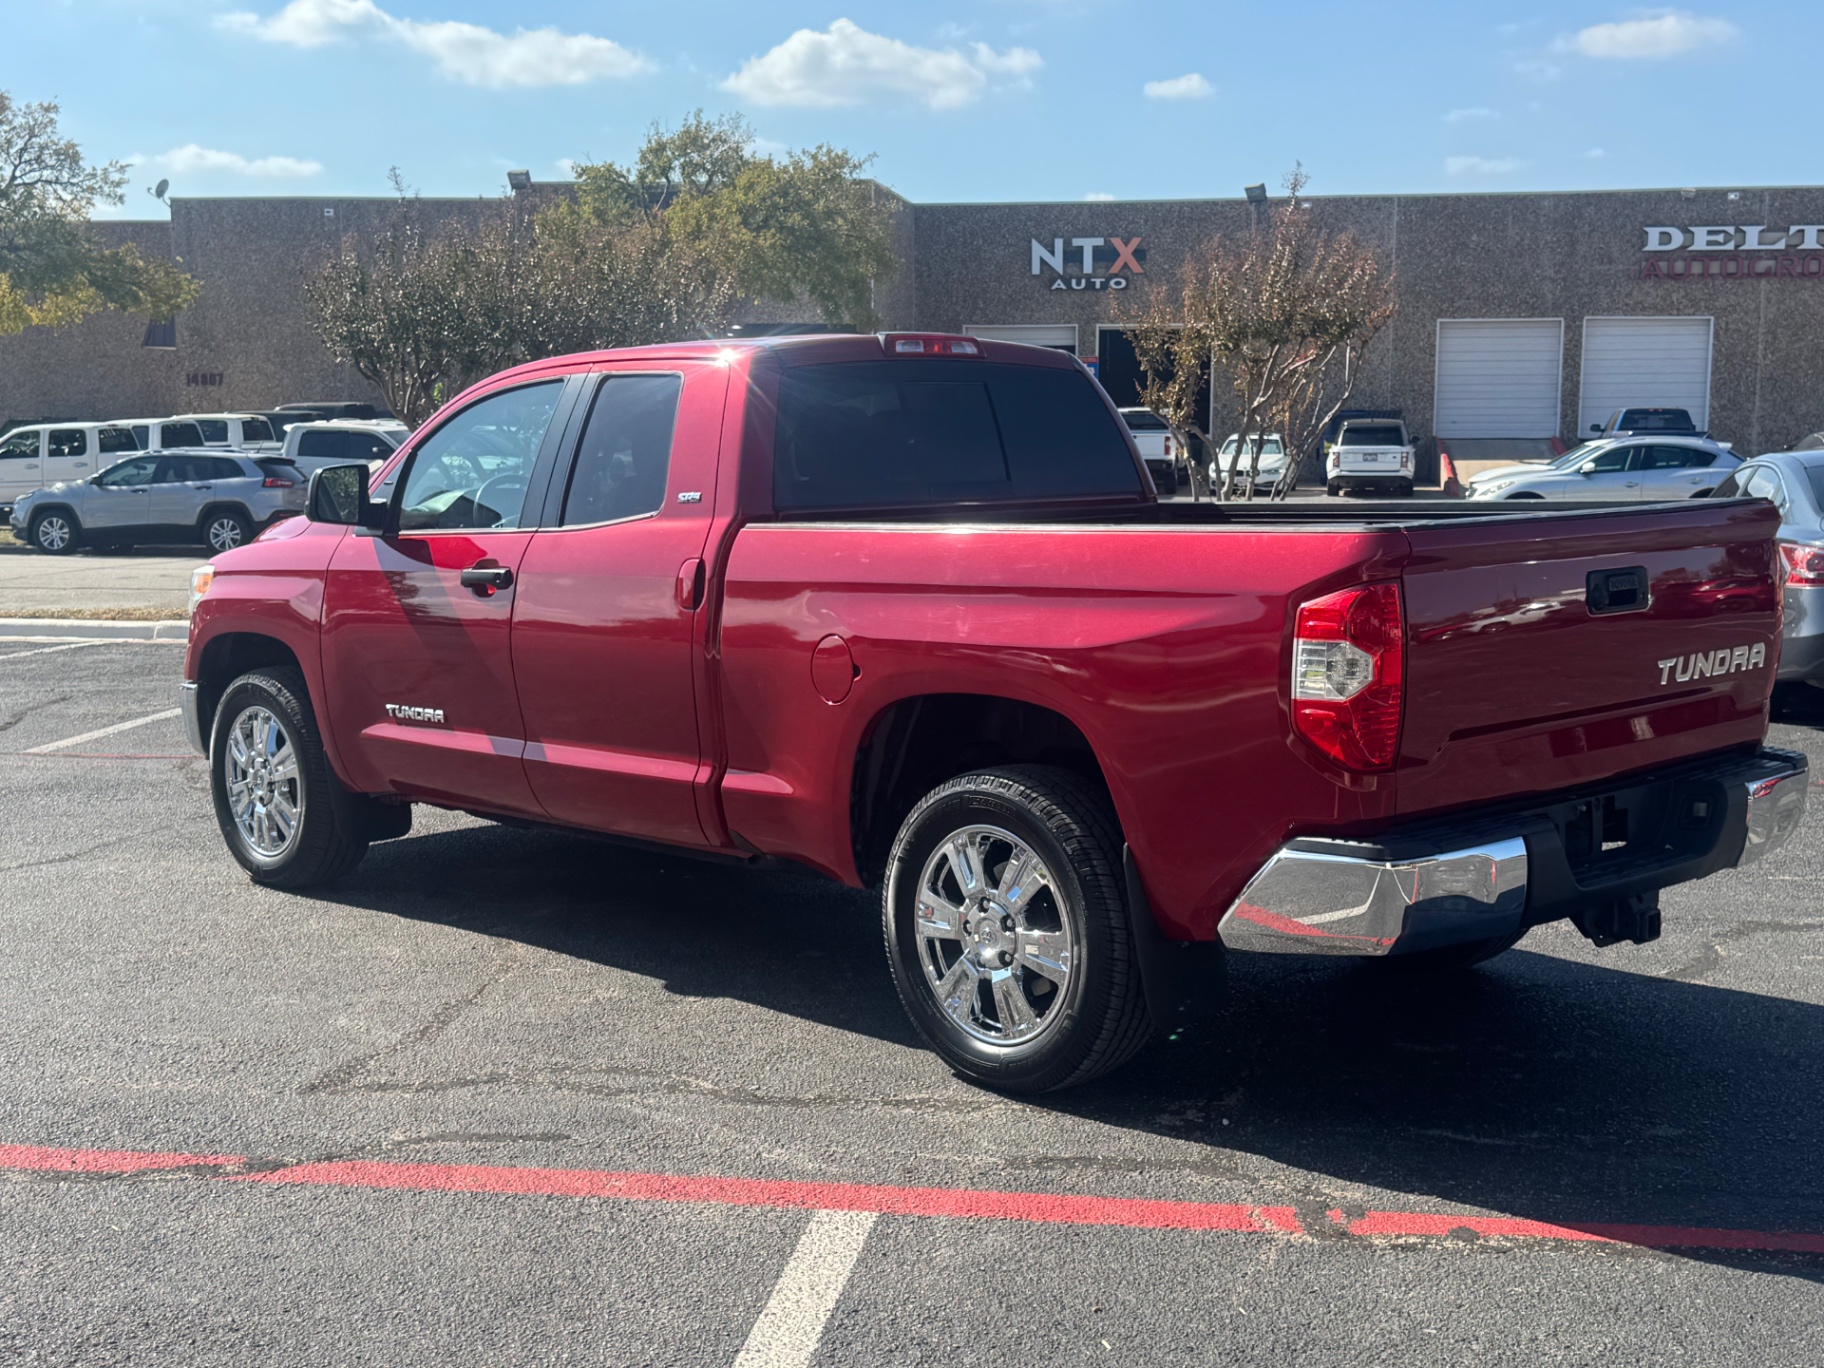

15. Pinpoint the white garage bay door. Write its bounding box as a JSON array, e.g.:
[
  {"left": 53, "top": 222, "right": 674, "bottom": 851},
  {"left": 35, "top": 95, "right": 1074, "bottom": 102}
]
[
  {"left": 1433, "top": 319, "right": 1565, "bottom": 438},
  {"left": 1579, "top": 316, "right": 1713, "bottom": 436}
]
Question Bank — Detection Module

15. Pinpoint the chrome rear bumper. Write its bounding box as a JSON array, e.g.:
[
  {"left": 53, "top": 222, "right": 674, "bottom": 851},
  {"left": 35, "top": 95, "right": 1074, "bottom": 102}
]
[{"left": 1218, "top": 747, "right": 1808, "bottom": 956}]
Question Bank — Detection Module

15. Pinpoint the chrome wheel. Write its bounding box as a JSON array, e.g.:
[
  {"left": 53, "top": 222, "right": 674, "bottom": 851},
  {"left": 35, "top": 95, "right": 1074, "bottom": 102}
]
[
  {"left": 35, "top": 515, "right": 72, "bottom": 551},
  {"left": 224, "top": 705, "right": 302, "bottom": 858},
  {"left": 914, "top": 824, "right": 1074, "bottom": 1046},
  {"left": 207, "top": 515, "right": 246, "bottom": 552}
]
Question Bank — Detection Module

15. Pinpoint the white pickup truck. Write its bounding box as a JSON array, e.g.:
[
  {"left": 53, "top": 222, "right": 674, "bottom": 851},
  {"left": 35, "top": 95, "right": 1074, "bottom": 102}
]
[{"left": 1326, "top": 418, "right": 1416, "bottom": 497}]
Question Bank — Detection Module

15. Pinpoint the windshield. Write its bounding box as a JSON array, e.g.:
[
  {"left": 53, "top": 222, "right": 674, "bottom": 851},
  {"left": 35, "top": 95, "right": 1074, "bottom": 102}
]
[
  {"left": 1549, "top": 441, "right": 1608, "bottom": 469},
  {"left": 1220, "top": 436, "right": 1284, "bottom": 457}
]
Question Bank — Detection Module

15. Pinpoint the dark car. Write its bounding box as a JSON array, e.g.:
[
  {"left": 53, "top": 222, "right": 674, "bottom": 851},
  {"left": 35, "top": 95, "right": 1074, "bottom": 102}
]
[{"left": 1591, "top": 407, "right": 1699, "bottom": 438}]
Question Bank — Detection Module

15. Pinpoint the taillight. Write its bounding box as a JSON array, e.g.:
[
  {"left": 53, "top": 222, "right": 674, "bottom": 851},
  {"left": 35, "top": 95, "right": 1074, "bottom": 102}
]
[
  {"left": 1778, "top": 542, "right": 1824, "bottom": 587},
  {"left": 1163, "top": 436, "right": 1174, "bottom": 456},
  {"left": 1291, "top": 582, "right": 1405, "bottom": 771},
  {"left": 263, "top": 476, "right": 295, "bottom": 488}
]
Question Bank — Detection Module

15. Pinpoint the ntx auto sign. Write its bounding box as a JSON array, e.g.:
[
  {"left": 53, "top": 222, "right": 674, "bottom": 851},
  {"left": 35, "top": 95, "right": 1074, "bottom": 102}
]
[
  {"left": 1030, "top": 236, "right": 1146, "bottom": 290},
  {"left": 1640, "top": 224, "right": 1824, "bottom": 282}
]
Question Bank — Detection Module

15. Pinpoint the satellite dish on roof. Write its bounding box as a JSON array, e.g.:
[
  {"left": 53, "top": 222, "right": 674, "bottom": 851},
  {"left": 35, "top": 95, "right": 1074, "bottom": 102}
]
[{"left": 149, "top": 179, "right": 170, "bottom": 204}]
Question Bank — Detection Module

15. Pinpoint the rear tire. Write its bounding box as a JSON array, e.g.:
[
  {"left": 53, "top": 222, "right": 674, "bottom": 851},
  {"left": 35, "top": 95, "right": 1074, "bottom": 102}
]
[
  {"left": 210, "top": 668, "right": 370, "bottom": 888},
  {"left": 1393, "top": 480, "right": 1415, "bottom": 498},
  {"left": 1326, "top": 481, "right": 1342, "bottom": 497},
  {"left": 202, "top": 508, "right": 253, "bottom": 553},
  {"left": 883, "top": 766, "right": 1153, "bottom": 1093},
  {"left": 29, "top": 509, "right": 80, "bottom": 554}
]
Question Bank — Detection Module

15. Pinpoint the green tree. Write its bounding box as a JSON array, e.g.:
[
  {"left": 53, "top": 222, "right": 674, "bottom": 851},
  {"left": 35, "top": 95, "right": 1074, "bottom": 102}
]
[
  {"left": 0, "top": 92, "right": 198, "bottom": 335},
  {"left": 1124, "top": 168, "right": 1394, "bottom": 500},
  {"left": 572, "top": 111, "right": 897, "bottom": 328}
]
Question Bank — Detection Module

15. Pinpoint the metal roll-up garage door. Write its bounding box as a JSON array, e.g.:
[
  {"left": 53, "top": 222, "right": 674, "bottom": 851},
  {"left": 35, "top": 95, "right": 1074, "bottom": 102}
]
[
  {"left": 1578, "top": 316, "right": 1713, "bottom": 437},
  {"left": 962, "top": 324, "right": 1079, "bottom": 353},
  {"left": 1433, "top": 319, "right": 1564, "bottom": 438}
]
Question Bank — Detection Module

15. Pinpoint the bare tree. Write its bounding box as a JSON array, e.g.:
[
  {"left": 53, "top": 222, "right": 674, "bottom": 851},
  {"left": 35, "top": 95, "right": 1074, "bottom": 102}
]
[{"left": 1123, "top": 168, "right": 1394, "bottom": 501}]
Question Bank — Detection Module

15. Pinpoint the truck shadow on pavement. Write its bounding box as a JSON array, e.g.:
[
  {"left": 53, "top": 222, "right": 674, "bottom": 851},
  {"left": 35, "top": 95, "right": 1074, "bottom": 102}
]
[{"left": 319, "top": 819, "right": 1824, "bottom": 1281}]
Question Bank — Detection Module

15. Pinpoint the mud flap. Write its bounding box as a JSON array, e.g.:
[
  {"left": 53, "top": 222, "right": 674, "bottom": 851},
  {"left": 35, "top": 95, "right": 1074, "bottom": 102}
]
[{"left": 1124, "top": 845, "right": 1225, "bottom": 1025}]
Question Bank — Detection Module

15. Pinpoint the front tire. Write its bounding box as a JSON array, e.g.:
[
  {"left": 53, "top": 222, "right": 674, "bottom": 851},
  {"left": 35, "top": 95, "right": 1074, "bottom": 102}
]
[
  {"left": 210, "top": 668, "right": 370, "bottom": 887},
  {"left": 883, "top": 766, "right": 1153, "bottom": 1093},
  {"left": 29, "top": 510, "right": 80, "bottom": 554}
]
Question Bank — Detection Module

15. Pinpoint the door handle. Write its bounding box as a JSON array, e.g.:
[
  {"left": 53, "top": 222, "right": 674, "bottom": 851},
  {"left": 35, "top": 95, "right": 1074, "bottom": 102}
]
[
  {"left": 677, "top": 558, "right": 706, "bottom": 611},
  {"left": 194, "top": 484, "right": 212, "bottom": 490},
  {"left": 460, "top": 562, "right": 514, "bottom": 596}
]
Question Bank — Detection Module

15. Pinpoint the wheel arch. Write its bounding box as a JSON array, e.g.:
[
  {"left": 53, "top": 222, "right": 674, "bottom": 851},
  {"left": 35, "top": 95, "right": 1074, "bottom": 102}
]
[
  {"left": 193, "top": 632, "right": 308, "bottom": 753},
  {"left": 198, "top": 501, "right": 255, "bottom": 532},
  {"left": 848, "top": 693, "right": 1113, "bottom": 887}
]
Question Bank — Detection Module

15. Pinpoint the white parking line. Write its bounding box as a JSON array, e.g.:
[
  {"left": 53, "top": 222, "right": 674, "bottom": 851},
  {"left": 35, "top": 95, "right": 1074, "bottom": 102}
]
[
  {"left": 732, "top": 1210, "right": 878, "bottom": 1368},
  {"left": 24, "top": 707, "right": 183, "bottom": 755},
  {"left": 0, "top": 642, "right": 104, "bottom": 662}
]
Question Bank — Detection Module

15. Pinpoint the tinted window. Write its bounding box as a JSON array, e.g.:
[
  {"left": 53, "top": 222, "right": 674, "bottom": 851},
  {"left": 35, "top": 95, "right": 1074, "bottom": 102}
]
[
  {"left": 1619, "top": 409, "right": 1695, "bottom": 432},
  {"left": 1642, "top": 445, "right": 1708, "bottom": 470},
  {"left": 1743, "top": 465, "right": 1788, "bottom": 510},
  {"left": 195, "top": 420, "right": 229, "bottom": 443},
  {"left": 48, "top": 429, "right": 86, "bottom": 458},
  {"left": 1711, "top": 471, "right": 1744, "bottom": 497},
  {"left": 1338, "top": 425, "right": 1405, "bottom": 446},
  {"left": 130, "top": 425, "right": 150, "bottom": 449},
  {"left": 256, "top": 460, "right": 303, "bottom": 482},
  {"left": 397, "top": 381, "right": 562, "bottom": 532},
  {"left": 97, "top": 427, "right": 136, "bottom": 455},
  {"left": 774, "top": 360, "right": 1139, "bottom": 512},
  {"left": 1121, "top": 410, "right": 1169, "bottom": 432},
  {"left": 561, "top": 374, "right": 681, "bottom": 526},
  {"left": 96, "top": 457, "right": 160, "bottom": 487},
  {"left": 159, "top": 422, "right": 204, "bottom": 448},
  {"left": 207, "top": 457, "right": 247, "bottom": 480},
  {"left": 297, "top": 430, "right": 347, "bottom": 460},
  {"left": 156, "top": 456, "right": 205, "bottom": 484},
  {"left": 241, "top": 417, "right": 275, "bottom": 442},
  {"left": 0, "top": 431, "right": 38, "bottom": 459},
  {"left": 349, "top": 432, "right": 399, "bottom": 462}
]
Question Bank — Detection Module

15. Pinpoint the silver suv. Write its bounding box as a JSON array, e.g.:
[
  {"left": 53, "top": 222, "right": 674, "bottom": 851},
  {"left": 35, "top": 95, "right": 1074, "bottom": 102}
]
[{"left": 8, "top": 450, "right": 306, "bottom": 554}]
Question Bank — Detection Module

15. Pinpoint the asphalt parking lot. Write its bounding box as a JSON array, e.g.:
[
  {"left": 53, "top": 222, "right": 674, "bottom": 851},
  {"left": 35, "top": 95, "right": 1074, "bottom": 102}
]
[{"left": 4, "top": 641, "right": 1824, "bottom": 1366}]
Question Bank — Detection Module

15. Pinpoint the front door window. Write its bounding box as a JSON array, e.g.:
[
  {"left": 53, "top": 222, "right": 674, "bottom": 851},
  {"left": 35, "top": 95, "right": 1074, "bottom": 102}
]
[{"left": 397, "top": 383, "right": 563, "bottom": 532}]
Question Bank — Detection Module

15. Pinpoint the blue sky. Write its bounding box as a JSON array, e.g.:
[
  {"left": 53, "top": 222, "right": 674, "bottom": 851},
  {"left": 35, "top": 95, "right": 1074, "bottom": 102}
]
[{"left": 7, "top": 2, "right": 1819, "bottom": 213}]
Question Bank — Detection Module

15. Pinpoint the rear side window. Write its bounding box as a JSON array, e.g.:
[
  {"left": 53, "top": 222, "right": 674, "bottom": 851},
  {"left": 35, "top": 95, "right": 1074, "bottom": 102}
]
[
  {"left": 207, "top": 457, "right": 247, "bottom": 480},
  {"left": 297, "top": 430, "right": 346, "bottom": 460},
  {"left": 130, "top": 425, "right": 149, "bottom": 449},
  {"left": 161, "top": 422, "right": 204, "bottom": 448},
  {"left": 195, "top": 420, "right": 229, "bottom": 443},
  {"left": 560, "top": 374, "right": 682, "bottom": 526},
  {"left": 240, "top": 417, "right": 275, "bottom": 442},
  {"left": 1121, "top": 410, "right": 1169, "bottom": 432},
  {"left": 1804, "top": 464, "right": 1824, "bottom": 507},
  {"left": 48, "top": 429, "right": 86, "bottom": 458},
  {"left": 349, "top": 432, "right": 400, "bottom": 462},
  {"left": 97, "top": 427, "right": 136, "bottom": 455},
  {"left": 774, "top": 360, "right": 1139, "bottom": 512}
]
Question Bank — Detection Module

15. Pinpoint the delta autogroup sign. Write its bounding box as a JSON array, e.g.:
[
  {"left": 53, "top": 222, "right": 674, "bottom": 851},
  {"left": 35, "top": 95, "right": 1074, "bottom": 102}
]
[
  {"left": 1640, "top": 224, "right": 1824, "bottom": 281},
  {"left": 1030, "top": 236, "right": 1146, "bottom": 291}
]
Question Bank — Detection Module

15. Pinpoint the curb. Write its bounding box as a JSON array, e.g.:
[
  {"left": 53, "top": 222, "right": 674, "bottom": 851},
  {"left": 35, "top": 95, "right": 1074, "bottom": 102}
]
[{"left": 0, "top": 617, "right": 189, "bottom": 643}]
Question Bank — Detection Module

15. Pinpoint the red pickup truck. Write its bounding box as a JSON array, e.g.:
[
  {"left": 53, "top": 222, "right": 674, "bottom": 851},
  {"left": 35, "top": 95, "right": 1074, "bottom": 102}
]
[{"left": 182, "top": 333, "right": 1808, "bottom": 1092}]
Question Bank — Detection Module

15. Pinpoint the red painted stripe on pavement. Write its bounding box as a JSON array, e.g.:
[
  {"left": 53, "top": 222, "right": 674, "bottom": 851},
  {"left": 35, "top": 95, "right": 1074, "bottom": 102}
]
[
  {"left": 5, "top": 1143, "right": 1823, "bottom": 1253},
  {"left": 0, "top": 1143, "right": 244, "bottom": 1173},
  {"left": 236, "top": 1160, "right": 1305, "bottom": 1234}
]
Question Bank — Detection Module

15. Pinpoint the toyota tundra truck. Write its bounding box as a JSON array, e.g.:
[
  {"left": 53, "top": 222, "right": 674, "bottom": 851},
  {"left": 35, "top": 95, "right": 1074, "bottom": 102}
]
[{"left": 180, "top": 333, "right": 1808, "bottom": 1092}]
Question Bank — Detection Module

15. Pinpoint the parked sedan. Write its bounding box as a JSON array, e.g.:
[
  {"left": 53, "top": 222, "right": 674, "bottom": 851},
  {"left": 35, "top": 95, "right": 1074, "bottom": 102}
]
[
  {"left": 1211, "top": 433, "right": 1288, "bottom": 493},
  {"left": 1465, "top": 436, "right": 1738, "bottom": 501},
  {"left": 1709, "top": 450, "right": 1824, "bottom": 686},
  {"left": 9, "top": 451, "right": 305, "bottom": 554}
]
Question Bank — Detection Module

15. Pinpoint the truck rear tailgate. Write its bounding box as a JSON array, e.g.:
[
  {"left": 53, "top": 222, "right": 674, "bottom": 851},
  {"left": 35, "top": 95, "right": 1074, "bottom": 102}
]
[{"left": 1397, "top": 500, "right": 1781, "bottom": 816}]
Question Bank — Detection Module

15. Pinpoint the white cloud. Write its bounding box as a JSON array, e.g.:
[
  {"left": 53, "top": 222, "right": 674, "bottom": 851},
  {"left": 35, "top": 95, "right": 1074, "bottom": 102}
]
[
  {"left": 1584, "top": 146, "right": 1606, "bottom": 159},
  {"left": 1445, "top": 155, "right": 1522, "bottom": 176},
  {"left": 132, "top": 144, "right": 324, "bottom": 178},
  {"left": 1143, "top": 72, "right": 1212, "bottom": 101},
  {"left": 1084, "top": 191, "right": 1115, "bottom": 201},
  {"left": 1557, "top": 11, "right": 1737, "bottom": 59},
  {"left": 1444, "top": 106, "right": 1496, "bottom": 123},
  {"left": 218, "top": 0, "right": 652, "bottom": 88},
  {"left": 721, "top": 18, "right": 1041, "bottom": 109}
]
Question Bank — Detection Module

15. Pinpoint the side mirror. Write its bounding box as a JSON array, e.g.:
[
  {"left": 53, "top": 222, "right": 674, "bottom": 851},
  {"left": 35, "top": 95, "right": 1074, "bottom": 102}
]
[
  {"left": 1589, "top": 423, "right": 1602, "bottom": 433},
  {"left": 306, "top": 463, "right": 385, "bottom": 529}
]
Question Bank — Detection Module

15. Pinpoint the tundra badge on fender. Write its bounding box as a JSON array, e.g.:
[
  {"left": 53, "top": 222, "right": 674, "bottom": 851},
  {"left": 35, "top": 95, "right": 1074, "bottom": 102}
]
[
  {"left": 1658, "top": 644, "right": 1767, "bottom": 685},
  {"left": 385, "top": 703, "right": 446, "bottom": 724}
]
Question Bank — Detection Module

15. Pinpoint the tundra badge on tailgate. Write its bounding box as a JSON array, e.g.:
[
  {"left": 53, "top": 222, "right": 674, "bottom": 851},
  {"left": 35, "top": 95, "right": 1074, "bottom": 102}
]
[{"left": 1657, "top": 644, "right": 1766, "bottom": 685}]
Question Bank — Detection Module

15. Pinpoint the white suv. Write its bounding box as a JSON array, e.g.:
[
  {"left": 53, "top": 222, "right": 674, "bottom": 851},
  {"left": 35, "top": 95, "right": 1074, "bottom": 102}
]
[
  {"left": 0, "top": 423, "right": 140, "bottom": 513},
  {"left": 278, "top": 419, "right": 411, "bottom": 474}
]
